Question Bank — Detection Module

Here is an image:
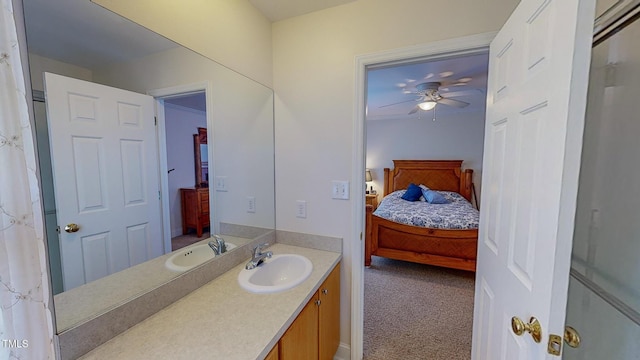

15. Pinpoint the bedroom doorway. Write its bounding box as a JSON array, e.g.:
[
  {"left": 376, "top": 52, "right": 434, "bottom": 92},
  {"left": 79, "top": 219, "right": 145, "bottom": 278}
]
[
  {"left": 361, "top": 47, "right": 489, "bottom": 359},
  {"left": 160, "top": 92, "right": 209, "bottom": 251},
  {"left": 149, "top": 83, "right": 213, "bottom": 254}
]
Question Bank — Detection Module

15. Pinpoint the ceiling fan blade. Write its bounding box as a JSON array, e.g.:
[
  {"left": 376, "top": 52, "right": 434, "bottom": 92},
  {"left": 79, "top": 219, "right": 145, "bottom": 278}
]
[
  {"left": 440, "top": 89, "right": 483, "bottom": 98},
  {"left": 378, "top": 98, "right": 419, "bottom": 108},
  {"left": 437, "top": 98, "right": 470, "bottom": 108},
  {"left": 408, "top": 106, "right": 419, "bottom": 115}
]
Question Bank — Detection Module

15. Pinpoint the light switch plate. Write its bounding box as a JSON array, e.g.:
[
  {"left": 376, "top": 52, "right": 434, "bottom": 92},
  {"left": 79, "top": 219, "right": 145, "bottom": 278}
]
[
  {"left": 247, "top": 196, "right": 256, "bottom": 213},
  {"left": 296, "top": 200, "right": 307, "bottom": 218},
  {"left": 215, "top": 176, "right": 227, "bottom": 192},
  {"left": 331, "top": 180, "right": 350, "bottom": 200}
]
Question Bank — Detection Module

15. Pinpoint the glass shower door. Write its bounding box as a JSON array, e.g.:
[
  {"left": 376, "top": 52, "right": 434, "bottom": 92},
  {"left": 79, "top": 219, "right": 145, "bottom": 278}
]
[{"left": 564, "top": 3, "right": 640, "bottom": 358}]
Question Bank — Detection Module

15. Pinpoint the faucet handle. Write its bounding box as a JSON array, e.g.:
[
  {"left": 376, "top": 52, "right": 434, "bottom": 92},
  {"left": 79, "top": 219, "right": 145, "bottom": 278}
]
[
  {"left": 213, "top": 234, "right": 226, "bottom": 252},
  {"left": 253, "top": 242, "right": 270, "bottom": 256},
  {"left": 208, "top": 241, "right": 220, "bottom": 255},
  {"left": 256, "top": 242, "right": 270, "bottom": 250}
]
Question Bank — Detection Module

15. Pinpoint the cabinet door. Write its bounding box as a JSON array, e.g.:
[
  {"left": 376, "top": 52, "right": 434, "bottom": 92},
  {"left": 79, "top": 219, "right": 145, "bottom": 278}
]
[
  {"left": 280, "top": 294, "right": 319, "bottom": 360},
  {"left": 264, "top": 343, "right": 278, "bottom": 360},
  {"left": 319, "top": 263, "right": 341, "bottom": 360}
]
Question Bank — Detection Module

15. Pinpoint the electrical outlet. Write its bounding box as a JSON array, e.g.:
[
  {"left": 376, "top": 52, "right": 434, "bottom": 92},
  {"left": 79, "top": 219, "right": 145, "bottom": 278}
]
[
  {"left": 215, "top": 176, "right": 227, "bottom": 192},
  {"left": 331, "top": 180, "right": 350, "bottom": 200},
  {"left": 296, "top": 200, "right": 307, "bottom": 218},
  {"left": 247, "top": 196, "right": 256, "bottom": 213}
]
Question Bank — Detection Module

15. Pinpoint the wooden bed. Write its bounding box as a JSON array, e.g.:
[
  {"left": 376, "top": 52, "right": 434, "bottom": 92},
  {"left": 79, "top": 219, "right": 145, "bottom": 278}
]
[{"left": 365, "top": 160, "right": 478, "bottom": 272}]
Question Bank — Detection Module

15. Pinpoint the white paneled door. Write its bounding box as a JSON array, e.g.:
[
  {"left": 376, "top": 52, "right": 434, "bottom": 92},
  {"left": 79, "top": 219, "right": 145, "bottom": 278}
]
[
  {"left": 472, "top": 0, "right": 596, "bottom": 358},
  {"left": 44, "top": 73, "right": 162, "bottom": 291}
]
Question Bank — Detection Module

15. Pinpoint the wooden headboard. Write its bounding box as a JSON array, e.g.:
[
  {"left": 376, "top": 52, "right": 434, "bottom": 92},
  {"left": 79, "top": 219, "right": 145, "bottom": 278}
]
[{"left": 383, "top": 160, "right": 473, "bottom": 201}]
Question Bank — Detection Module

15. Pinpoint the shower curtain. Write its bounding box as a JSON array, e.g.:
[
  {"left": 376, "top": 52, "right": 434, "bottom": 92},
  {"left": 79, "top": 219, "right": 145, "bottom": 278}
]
[{"left": 0, "top": 0, "right": 55, "bottom": 358}]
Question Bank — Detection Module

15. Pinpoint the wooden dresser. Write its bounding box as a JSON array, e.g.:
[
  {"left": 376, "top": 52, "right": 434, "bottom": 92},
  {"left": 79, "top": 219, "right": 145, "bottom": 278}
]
[{"left": 180, "top": 187, "right": 210, "bottom": 237}]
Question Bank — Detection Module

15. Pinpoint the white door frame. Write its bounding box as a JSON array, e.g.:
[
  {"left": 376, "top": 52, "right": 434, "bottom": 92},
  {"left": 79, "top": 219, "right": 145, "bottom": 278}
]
[
  {"left": 148, "top": 82, "right": 214, "bottom": 254},
  {"left": 351, "top": 32, "right": 496, "bottom": 359}
]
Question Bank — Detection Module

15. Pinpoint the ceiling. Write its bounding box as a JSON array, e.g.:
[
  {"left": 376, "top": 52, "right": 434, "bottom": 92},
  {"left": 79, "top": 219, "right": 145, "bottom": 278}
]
[
  {"left": 164, "top": 93, "right": 207, "bottom": 113},
  {"left": 23, "top": 0, "right": 177, "bottom": 69},
  {"left": 249, "top": 0, "right": 356, "bottom": 22},
  {"left": 22, "top": 0, "right": 486, "bottom": 118},
  {"left": 366, "top": 53, "right": 489, "bottom": 121}
]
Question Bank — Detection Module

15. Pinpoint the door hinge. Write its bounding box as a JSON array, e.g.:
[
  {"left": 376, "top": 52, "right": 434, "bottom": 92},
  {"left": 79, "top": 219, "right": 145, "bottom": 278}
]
[
  {"left": 158, "top": 191, "right": 161, "bottom": 200},
  {"left": 154, "top": 116, "right": 157, "bottom": 126},
  {"left": 360, "top": 232, "right": 363, "bottom": 240}
]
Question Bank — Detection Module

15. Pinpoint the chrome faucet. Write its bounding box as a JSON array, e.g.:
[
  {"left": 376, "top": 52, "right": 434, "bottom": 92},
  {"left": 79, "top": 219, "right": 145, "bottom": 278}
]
[
  {"left": 245, "top": 243, "right": 272, "bottom": 270},
  {"left": 208, "top": 235, "right": 227, "bottom": 255}
]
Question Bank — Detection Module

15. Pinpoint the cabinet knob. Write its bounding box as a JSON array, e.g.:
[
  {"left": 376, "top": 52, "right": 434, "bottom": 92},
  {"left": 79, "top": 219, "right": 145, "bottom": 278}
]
[
  {"left": 315, "top": 299, "right": 321, "bottom": 306},
  {"left": 322, "top": 289, "right": 329, "bottom": 295}
]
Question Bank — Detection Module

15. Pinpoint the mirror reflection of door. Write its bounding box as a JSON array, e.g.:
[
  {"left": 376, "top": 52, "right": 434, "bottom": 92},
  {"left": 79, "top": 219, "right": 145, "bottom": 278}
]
[{"left": 44, "top": 73, "right": 163, "bottom": 292}]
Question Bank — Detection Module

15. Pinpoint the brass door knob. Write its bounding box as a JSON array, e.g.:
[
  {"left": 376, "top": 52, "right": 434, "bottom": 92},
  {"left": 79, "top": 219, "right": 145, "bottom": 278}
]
[
  {"left": 511, "top": 316, "right": 542, "bottom": 343},
  {"left": 64, "top": 223, "right": 80, "bottom": 233},
  {"left": 564, "top": 326, "right": 581, "bottom": 348}
]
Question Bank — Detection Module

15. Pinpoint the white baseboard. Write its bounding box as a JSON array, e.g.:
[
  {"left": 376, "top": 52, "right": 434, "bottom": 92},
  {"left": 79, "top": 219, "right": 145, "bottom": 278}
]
[{"left": 334, "top": 342, "right": 351, "bottom": 360}]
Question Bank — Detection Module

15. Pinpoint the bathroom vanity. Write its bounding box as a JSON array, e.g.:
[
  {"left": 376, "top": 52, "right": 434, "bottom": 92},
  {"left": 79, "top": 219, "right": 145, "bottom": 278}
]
[{"left": 78, "top": 242, "right": 342, "bottom": 360}]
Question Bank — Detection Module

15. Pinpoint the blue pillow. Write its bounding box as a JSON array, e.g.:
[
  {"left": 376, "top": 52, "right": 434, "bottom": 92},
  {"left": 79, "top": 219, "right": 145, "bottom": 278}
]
[
  {"left": 401, "top": 183, "right": 423, "bottom": 201},
  {"left": 422, "top": 189, "right": 448, "bottom": 204}
]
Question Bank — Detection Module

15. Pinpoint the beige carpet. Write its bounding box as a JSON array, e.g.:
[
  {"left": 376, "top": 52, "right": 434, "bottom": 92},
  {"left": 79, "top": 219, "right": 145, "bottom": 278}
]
[
  {"left": 364, "top": 256, "right": 476, "bottom": 360},
  {"left": 171, "top": 231, "right": 210, "bottom": 251}
]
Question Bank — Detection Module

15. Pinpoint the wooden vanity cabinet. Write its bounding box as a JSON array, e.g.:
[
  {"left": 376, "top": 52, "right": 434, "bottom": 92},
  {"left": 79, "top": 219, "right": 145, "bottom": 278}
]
[
  {"left": 180, "top": 187, "right": 210, "bottom": 237},
  {"left": 279, "top": 294, "right": 319, "bottom": 359},
  {"left": 265, "top": 344, "right": 279, "bottom": 360},
  {"left": 279, "top": 263, "right": 341, "bottom": 360},
  {"left": 318, "top": 263, "right": 340, "bottom": 360}
]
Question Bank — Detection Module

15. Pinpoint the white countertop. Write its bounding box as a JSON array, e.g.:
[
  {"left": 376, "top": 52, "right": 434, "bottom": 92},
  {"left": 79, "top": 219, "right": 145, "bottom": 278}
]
[
  {"left": 55, "top": 236, "right": 253, "bottom": 332},
  {"left": 79, "top": 243, "right": 341, "bottom": 360}
]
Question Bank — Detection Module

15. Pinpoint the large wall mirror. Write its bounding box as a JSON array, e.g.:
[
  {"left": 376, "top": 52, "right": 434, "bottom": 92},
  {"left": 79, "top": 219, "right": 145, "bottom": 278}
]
[{"left": 22, "top": 0, "right": 275, "bottom": 333}]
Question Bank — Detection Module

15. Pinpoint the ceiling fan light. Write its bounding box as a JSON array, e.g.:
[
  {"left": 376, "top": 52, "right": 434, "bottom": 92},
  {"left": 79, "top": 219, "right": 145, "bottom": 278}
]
[{"left": 418, "top": 101, "right": 437, "bottom": 110}]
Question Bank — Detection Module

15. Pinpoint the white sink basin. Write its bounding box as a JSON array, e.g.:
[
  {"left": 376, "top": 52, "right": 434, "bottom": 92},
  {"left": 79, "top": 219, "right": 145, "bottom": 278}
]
[
  {"left": 165, "top": 242, "right": 236, "bottom": 272},
  {"left": 237, "top": 254, "right": 313, "bottom": 294}
]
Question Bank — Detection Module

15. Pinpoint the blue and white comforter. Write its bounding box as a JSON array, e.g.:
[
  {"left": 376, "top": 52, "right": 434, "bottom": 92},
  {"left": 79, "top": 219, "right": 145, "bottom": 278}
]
[{"left": 373, "top": 190, "right": 479, "bottom": 230}]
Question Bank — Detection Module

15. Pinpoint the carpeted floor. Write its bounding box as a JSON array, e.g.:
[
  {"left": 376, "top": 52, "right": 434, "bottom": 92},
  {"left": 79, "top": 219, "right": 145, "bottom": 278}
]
[
  {"left": 364, "top": 256, "right": 476, "bottom": 360},
  {"left": 171, "top": 231, "right": 210, "bottom": 251}
]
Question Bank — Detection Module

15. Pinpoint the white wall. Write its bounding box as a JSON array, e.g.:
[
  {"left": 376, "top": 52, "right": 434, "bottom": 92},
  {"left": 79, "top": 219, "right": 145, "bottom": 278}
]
[
  {"left": 366, "top": 110, "right": 485, "bottom": 201},
  {"left": 272, "top": 0, "right": 518, "bottom": 349},
  {"left": 28, "top": 53, "right": 92, "bottom": 91},
  {"left": 93, "top": 0, "right": 273, "bottom": 87},
  {"left": 165, "top": 104, "right": 207, "bottom": 237}
]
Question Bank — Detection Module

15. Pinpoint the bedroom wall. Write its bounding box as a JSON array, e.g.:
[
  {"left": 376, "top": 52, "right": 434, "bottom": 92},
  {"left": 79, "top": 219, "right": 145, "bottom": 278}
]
[
  {"left": 272, "top": 0, "right": 518, "bottom": 350},
  {"left": 164, "top": 104, "right": 207, "bottom": 238},
  {"left": 366, "top": 110, "right": 485, "bottom": 204}
]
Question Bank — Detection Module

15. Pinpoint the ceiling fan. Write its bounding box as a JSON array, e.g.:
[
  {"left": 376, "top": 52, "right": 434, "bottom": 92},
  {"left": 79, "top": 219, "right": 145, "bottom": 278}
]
[{"left": 380, "top": 81, "right": 471, "bottom": 115}]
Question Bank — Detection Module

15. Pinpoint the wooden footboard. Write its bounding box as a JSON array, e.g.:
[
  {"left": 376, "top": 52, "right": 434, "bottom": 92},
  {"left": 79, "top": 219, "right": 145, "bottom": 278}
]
[{"left": 366, "top": 213, "right": 477, "bottom": 271}]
